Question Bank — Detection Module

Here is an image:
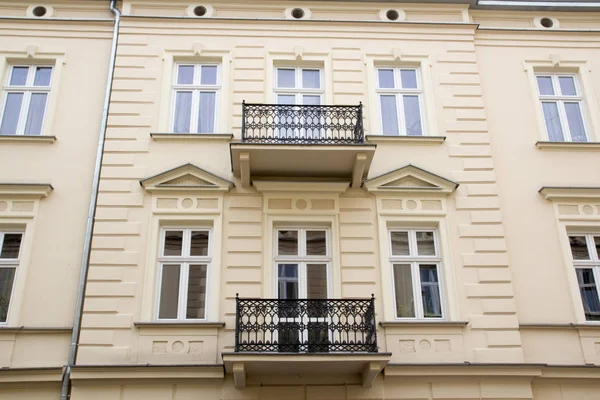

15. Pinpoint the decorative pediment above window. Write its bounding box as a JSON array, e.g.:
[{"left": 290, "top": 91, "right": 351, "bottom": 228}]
[
  {"left": 140, "top": 164, "right": 233, "bottom": 193},
  {"left": 0, "top": 183, "right": 53, "bottom": 198},
  {"left": 363, "top": 165, "right": 458, "bottom": 195},
  {"left": 539, "top": 186, "right": 600, "bottom": 201}
]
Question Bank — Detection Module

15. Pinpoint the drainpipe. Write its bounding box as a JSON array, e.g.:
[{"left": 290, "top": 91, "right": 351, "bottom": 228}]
[{"left": 60, "top": 1, "right": 121, "bottom": 399}]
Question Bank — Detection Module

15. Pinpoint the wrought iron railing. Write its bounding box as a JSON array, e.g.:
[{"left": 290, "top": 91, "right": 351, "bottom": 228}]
[
  {"left": 241, "top": 102, "right": 364, "bottom": 144},
  {"left": 235, "top": 295, "right": 378, "bottom": 353}
]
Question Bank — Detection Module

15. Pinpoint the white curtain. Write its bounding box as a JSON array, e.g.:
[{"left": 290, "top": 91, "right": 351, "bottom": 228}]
[
  {"left": 24, "top": 93, "right": 47, "bottom": 135},
  {"left": 0, "top": 93, "right": 23, "bottom": 135},
  {"left": 173, "top": 91, "right": 192, "bottom": 133},
  {"left": 198, "top": 92, "right": 215, "bottom": 133}
]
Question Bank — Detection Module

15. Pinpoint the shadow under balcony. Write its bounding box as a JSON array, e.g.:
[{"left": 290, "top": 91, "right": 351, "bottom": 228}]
[
  {"left": 230, "top": 103, "right": 376, "bottom": 188},
  {"left": 222, "top": 297, "right": 390, "bottom": 389}
]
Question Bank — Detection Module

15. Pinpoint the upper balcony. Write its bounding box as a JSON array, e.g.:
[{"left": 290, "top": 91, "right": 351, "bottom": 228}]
[
  {"left": 230, "top": 102, "right": 376, "bottom": 188},
  {"left": 222, "top": 296, "right": 390, "bottom": 389}
]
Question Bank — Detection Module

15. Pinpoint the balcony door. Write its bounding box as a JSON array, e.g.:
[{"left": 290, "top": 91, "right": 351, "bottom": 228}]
[
  {"left": 274, "top": 67, "right": 324, "bottom": 140},
  {"left": 275, "top": 228, "right": 330, "bottom": 352}
]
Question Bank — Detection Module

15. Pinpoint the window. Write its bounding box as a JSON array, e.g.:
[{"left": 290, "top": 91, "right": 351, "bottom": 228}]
[
  {"left": 0, "top": 65, "right": 52, "bottom": 136},
  {"left": 171, "top": 63, "right": 219, "bottom": 134},
  {"left": 389, "top": 229, "right": 443, "bottom": 319},
  {"left": 377, "top": 68, "right": 423, "bottom": 136},
  {"left": 156, "top": 228, "right": 210, "bottom": 320},
  {"left": 536, "top": 74, "right": 588, "bottom": 142},
  {"left": 0, "top": 231, "right": 23, "bottom": 323},
  {"left": 568, "top": 234, "right": 600, "bottom": 321}
]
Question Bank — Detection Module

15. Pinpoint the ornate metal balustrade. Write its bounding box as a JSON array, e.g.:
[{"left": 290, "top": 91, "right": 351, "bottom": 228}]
[
  {"left": 241, "top": 102, "right": 364, "bottom": 144},
  {"left": 235, "top": 296, "right": 378, "bottom": 353}
]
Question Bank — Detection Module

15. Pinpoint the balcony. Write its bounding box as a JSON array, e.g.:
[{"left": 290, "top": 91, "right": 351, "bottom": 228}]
[
  {"left": 222, "top": 296, "right": 390, "bottom": 388},
  {"left": 230, "top": 102, "right": 376, "bottom": 188}
]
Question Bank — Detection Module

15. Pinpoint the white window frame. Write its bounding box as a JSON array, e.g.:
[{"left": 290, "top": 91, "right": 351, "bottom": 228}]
[
  {"left": 388, "top": 229, "right": 445, "bottom": 320},
  {"left": 272, "top": 227, "right": 331, "bottom": 298},
  {"left": 0, "top": 65, "right": 52, "bottom": 136},
  {"left": 536, "top": 73, "right": 589, "bottom": 142},
  {"left": 155, "top": 228, "right": 212, "bottom": 321},
  {"left": 569, "top": 233, "right": 600, "bottom": 322},
  {"left": 0, "top": 230, "right": 24, "bottom": 324},
  {"left": 376, "top": 67, "right": 426, "bottom": 136},
  {"left": 273, "top": 67, "right": 324, "bottom": 105},
  {"left": 170, "top": 63, "right": 220, "bottom": 134}
]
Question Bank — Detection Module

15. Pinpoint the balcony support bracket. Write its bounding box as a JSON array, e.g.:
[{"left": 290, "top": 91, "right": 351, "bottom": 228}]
[
  {"left": 352, "top": 152, "right": 368, "bottom": 188},
  {"left": 240, "top": 152, "right": 251, "bottom": 188},
  {"left": 233, "top": 362, "right": 246, "bottom": 389},
  {"left": 362, "top": 361, "right": 383, "bottom": 388}
]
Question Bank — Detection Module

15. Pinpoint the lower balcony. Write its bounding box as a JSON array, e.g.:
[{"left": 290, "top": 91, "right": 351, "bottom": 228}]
[
  {"left": 230, "top": 103, "right": 376, "bottom": 188},
  {"left": 222, "top": 297, "right": 390, "bottom": 388}
]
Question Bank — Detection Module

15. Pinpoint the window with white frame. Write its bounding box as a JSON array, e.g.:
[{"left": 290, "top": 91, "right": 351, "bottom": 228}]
[
  {"left": 0, "top": 65, "right": 52, "bottom": 136},
  {"left": 568, "top": 234, "right": 600, "bottom": 321},
  {"left": 389, "top": 229, "right": 443, "bottom": 319},
  {"left": 156, "top": 228, "right": 210, "bottom": 320},
  {"left": 171, "top": 63, "right": 219, "bottom": 134},
  {"left": 0, "top": 231, "right": 24, "bottom": 323},
  {"left": 377, "top": 68, "right": 424, "bottom": 136},
  {"left": 536, "top": 74, "right": 588, "bottom": 142}
]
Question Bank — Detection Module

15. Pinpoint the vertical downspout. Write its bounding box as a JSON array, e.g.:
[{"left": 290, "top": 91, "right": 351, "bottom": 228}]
[{"left": 60, "top": 1, "right": 121, "bottom": 399}]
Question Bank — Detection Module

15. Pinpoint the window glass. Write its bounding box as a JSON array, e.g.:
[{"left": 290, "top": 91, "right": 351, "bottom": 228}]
[
  {"left": 278, "top": 230, "right": 298, "bottom": 256},
  {"left": 558, "top": 76, "right": 576, "bottom": 96},
  {"left": 306, "top": 231, "right": 326, "bottom": 256},
  {"left": 186, "top": 264, "right": 207, "bottom": 319},
  {"left": 380, "top": 95, "right": 399, "bottom": 136},
  {"left": 302, "top": 69, "right": 320, "bottom": 89},
  {"left": 1, "top": 234, "right": 22, "bottom": 259},
  {"left": 542, "top": 102, "right": 564, "bottom": 141},
  {"left": 403, "top": 95, "right": 422, "bottom": 136},
  {"left": 278, "top": 264, "right": 299, "bottom": 299},
  {"left": 564, "top": 102, "right": 586, "bottom": 142},
  {"left": 307, "top": 264, "right": 327, "bottom": 299},
  {"left": 378, "top": 69, "right": 395, "bottom": 89},
  {"left": 9, "top": 67, "right": 28, "bottom": 86},
  {"left": 576, "top": 268, "right": 600, "bottom": 321},
  {"left": 158, "top": 264, "right": 181, "bottom": 319},
  {"left": 201, "top": 66, "right": 218, "bottom": 85},
  {"left": 190, "top": 231, "right": 209, "bottom": 256},
  {"left": 393, "top": 264, "right": 415, "bottom": 318},
  {"left": 24, "top": 93, "right": 47, "bottom": 135},
  {"left": 536, "top": 76, "right": 554, "bottom": 95},
  {"left": 569, "top": 236, "right": 590, "bottom": 260},
  {"left": 173, "top": 92, "right": 192, "bottom": 133},
  {"left": 198, "top": 92, "right": 216, "bottom": 133},
  {"left": 0, "top": 268, "right": 16, "bottom": 323},
  {"left": 177, "top": 65, "right": 194, "bottom": 84},
  {"left": 0, "top": 93, "right": 24, "bottom": 135},
  {"left": 390, "top": 231, "right": 409, "bottom": 256},
  {"left": 163, "top": 230, "right": 183, "bottom": 256},
  {"left": 400, "top": 69, "right": 418, "bottom": 89},
  {"left": 33, "top": 67, "right": 52, "bottom": 87},
  {"left": 416, "top": 231, "right": 435, "bottom": 256},
  {"left": 277, "top": 69, "right": 295, "bottom": 88},
  {"left": 420, "top": 265, "right": 442, "bottom": 318}
]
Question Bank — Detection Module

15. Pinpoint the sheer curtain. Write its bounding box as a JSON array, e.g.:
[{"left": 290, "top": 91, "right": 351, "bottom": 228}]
[
  {"left": 173, "top": 91, "right": 192, "bottom": 133},
  {"left": 0, "top": 93, "right": 24, "bottom": 135},
  {"left": 24, "top": 93, "right": 47, "bottom": 135},
  {"left": 198, "top": 92, "right": 216, "bottom": 134}
]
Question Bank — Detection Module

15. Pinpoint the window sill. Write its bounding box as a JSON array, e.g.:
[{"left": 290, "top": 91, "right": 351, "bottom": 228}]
[
  {"left": 133, "top": 321, "right": 225, "bottom": 329},
  {"left": 150, "top": 133, "right": 233, "bottom": 142},
  {"left": 0, "top": 135, "right": 56, "bottom": 144},
  {"left": 536, "top": 141, "right": 600, "bottom": 151},
  {"left": 0, "top": 326, "right": 72, "bottom": 333},
  {"left": 379, "top": 321, "right": 468, "bottom": 328},
  {"left": 519, "top": 323, "right": 600, "bottom": 330},
  {"left": 366, "top": 135, "right": 446, "bottom": 145}
]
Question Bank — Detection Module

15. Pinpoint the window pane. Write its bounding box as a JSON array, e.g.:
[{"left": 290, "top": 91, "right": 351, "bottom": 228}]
[
  {"left": 278, "top": 264, "right": 298, "bottom": 299},
  {"left": 595, "top": 237, "right": 600, "bottom": 260},
  {"left": 400, "top": 69, "right": 418, "bottom": 89},
  {"left": 307, "top": 264, "right": 327, "bottom": 299},
  {"left": 24, "top": 93, "right": 47, "bottom": 135},
  {"left": 559, "top": 76, "right": 577, "bottom": 96},
  {"left": 0, "top": 93, "right": 24, "bottom": 135},
  {"left": 0, "top": 268, "right": 16, "bottom": 323},
  {"left": 177, "top": 65, "right": 194, "bottom": 84},
  {"left": 393, "top": 264, "right": 415, "bottom": 318},
  {"left": 564, "top": 102, "right": 587, "bottom": 142},
  {"left": 201, "top": 66, "right": 217, "bottom": 85},
  {"left": 403, "top": 95, "right": 422, "bottom": 136},
  {"left": 277, "top": 69, "right": 295, "bottom": 88},
  {"left": 198, "top": 92, "right": 216, "bottom": 133},
  {"left": 569, "top": 236, "right": 590, "bottom": 260},
  {"left": 173, "top": 91, "right": 192, "bottom": 133},
  {"left": 390, "top": 232, "right": 409, "bottom": 256},
  {"left": 158, "top": 264, "right": 180, "bottom": 319},
  {"left": 33, "top": 67, "right": 52, "bottom": 87},
  {"left": 536, "top": 76, "right": 554, "bottom": 95},
  {"left": 163, "top": 230, "right": 183, "bottom": 256},
  {"left": 306, "top": 231, "right": 326, "bottom": 256},
  {"left": 576, "top": 269, "right": 600, "bottom": 321},
  {"left": 190, "top": 231, "right": 209, "bottom": 256},
  {"left": 378, "top": 69, "right": 394, "bottom": 89},
  {"left": 302, "top": 69, "right": 320, "bottom": 89},
  {"left": 1, "top": 234, "right": 23, "bottom": 259},
  {"left": 542, "top": 102, "right": 564, "bottom": 141},
  {"left": 9, "top": 67, "right": 28, "bottom": 86},
  {"left": 278, "top": 230, "right": 298, "bottom": 256},
  {"left": 380, "top": 95, "right": 399, "bottom": 136},
  {"left": 416, "top": 231, "right": 436, "bottom": 256},
  {"left": 302, "top": 95, "right": 320, "bottom": 105},
  {"left": 186, "top": 264, "right": 207, "bottom": 319},
  {"left": 420, "top": 265, "right": 442, "bottom": 318},
  {"left": 277, "top": 94, "right": 295, "bottom": 105}
]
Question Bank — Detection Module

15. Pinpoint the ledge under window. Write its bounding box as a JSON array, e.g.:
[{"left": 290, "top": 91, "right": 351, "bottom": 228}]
[
  {"left": 0, "top": 326, "right": 72, "bottom": 333},
  {"left": 366, "top": 135, "right": 446, "bottom": 145},
  {"left": 380, "top": 321, "right": 468, "bottom": 328},
  {"left": 536, "top": 141, "right": 600, "bottom": 151},
  {"left": 133, "top": 321, "right": 225, "bottom": 329},
  {"left": 150, "top": 133, "right": 233, "bottom": 142},
  {"left": 0, "top": 135, "right": 56, "bottom": 144},
  {"left": 519, "top": 323, "right": 600, "bottom": 330}
]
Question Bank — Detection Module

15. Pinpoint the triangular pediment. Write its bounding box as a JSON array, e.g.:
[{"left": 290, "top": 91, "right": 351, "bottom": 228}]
[
  {"left": 140, "top": 164, "right": 233, "bottom": 193},
  {"left": 364, "top": 164, "right": 458, "bottom": 194}
]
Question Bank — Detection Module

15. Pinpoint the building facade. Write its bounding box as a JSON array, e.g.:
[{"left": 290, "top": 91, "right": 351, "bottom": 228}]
[{"left": 2, "top": 0, "right": 600, "bottom": 399}]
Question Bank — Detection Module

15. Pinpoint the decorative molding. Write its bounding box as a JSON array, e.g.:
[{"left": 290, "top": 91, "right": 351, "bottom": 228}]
[
  {"left": 150, "top": 133, "right": 233, "bottom": 142},
  {"left": 134, "top": 322, "right": 225, "bottom": 329},
  {"left": 366, "top": 135, "right": 446, "bottom": 145},
  {"left": 140, "top": 164, "right": 233, "bottom": 193},
  {"left": 539, "top": 186, "right": 600, "bottom": 201},
  {"left": 380, "top": 321, "right": 468, "bottom": 328},
  {"left": 253, "top": 180, "right": 350, "bottom": 193},
  {"left": 0, "top": 183, "right": 53, "bottom": 198},
  {"left": 536, "top": 141, "right": 600, "bottom": 151},
  {"left": 364, "top": 164, "right": 458, "bottom": 194},
  {"left": 0, "top": 326, "right": 71, "bottom": 333},
  {"left": 0, "top": 135, "right": 56, "bottom": 144},
  {"left": 70, "top": 365, "right": 224, "bottom": 381},
  {"left": 520, "top": 323, "right": 600, "bottom": 330}
]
